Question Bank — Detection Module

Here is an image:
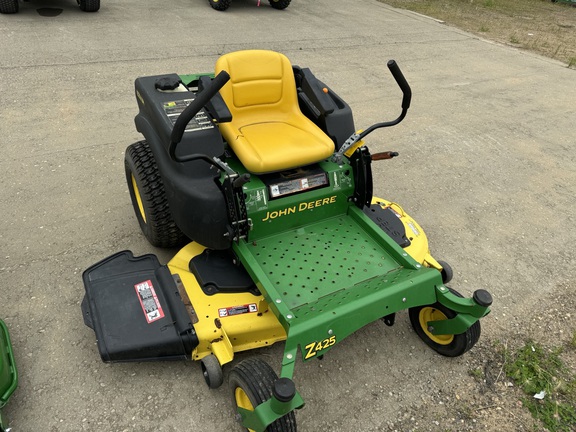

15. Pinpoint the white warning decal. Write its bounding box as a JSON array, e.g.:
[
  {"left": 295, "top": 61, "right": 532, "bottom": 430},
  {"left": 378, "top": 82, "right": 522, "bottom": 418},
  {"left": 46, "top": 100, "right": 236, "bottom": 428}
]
[
  {"left": 134, "top": 280, "right": 165, "bottom": 324},
  {"left": 218, "top": 303, "right": 258, "bottom": 318}
]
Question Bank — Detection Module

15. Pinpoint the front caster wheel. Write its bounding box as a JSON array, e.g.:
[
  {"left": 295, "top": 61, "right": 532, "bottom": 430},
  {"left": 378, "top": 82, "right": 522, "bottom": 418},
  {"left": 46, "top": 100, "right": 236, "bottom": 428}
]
[
  {"left": 409, "top": 287, "right": 480, "bottom": 357},
  {"left": 437, "top": 260, "right": 453, "bottom": 284},
  {"left": 201, "top": 354, "right": 224, "bottom": 389},
  {"left": 229, "top": 358, "right": 297, "bottom": 432}
]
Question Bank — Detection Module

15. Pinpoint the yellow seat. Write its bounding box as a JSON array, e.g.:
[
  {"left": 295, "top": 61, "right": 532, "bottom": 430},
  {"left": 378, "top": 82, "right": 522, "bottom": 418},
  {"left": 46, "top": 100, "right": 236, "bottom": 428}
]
[{"left": 215, "top": 50, "right": 335, "bottom": 174}]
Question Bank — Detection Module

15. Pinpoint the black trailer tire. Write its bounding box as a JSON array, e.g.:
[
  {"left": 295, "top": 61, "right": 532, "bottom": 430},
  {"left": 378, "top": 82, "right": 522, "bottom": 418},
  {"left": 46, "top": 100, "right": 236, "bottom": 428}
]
[
  {"left": 269, "top": 0, "right": 291, "bottom": 9},
  {"left": 201, "top": 354, "right": 224, "bottom": 389},
  {"left": 209, "top": 0, "right": 231, "bottom": 11},
  {"left": 125, "top": 141, "right": 187, "bottom": 248},
  {"left": 0, "top": 0, "right": 19, "bottom": 14},
  {"left": 78, "top": 0, "right": 100, "bottom": 12},
  {"left": 229, "top": 358, "right": 297, "bottom": 432},
  {"left": 408, "top": 287, "right": 481, "bottom": 357}
]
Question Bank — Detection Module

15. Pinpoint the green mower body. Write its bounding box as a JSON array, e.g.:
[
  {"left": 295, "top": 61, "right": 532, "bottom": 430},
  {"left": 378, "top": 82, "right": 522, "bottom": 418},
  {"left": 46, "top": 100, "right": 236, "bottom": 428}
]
[
  {"left": 0, "top": 320, "right": 17, "bottom": 432},
  {"left": 81, "top": 50, "right": 492, "bottom": 431}
]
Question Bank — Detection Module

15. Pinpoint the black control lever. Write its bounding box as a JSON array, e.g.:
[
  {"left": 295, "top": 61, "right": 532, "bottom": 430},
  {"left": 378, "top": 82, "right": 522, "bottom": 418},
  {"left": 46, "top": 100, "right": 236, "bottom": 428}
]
[
  {"left": 357, "top": 60, "right": 411, "bottom": 140},
  {"left": 233, "top": 173, "right": 251, "bottom": 188},
  {"left": 169, "top": 70, "right": 230, "bottom": 163},
  {"left": 387, "top": 60, "right": 411, "bottom": 111},
  {"left": 332, "top": 60, "right": 412, "bottom": 164}
]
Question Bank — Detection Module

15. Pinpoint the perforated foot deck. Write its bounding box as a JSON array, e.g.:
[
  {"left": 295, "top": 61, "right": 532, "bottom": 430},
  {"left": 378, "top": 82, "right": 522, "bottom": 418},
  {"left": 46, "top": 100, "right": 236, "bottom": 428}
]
[
  {"left": 233, "top": 205, "right": 441, "bottom": 368},
  {"left": 235, "top": 206, "right": 439, "bottom": 319},
  {"left": 246, "top": 214, "right": 402, "bottom": 310}
]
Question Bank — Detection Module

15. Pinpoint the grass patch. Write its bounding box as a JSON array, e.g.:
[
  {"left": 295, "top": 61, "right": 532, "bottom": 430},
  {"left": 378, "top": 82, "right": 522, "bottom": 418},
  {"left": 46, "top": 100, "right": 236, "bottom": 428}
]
[
  {"left": 468, "top": 366, "right": 484, "bottom": 382},
  {"left": 378, "top": 0, "right": 576, "bottom": 67},
  {"left": 504, "top": 341, "right": 576, "bottom": 431}
]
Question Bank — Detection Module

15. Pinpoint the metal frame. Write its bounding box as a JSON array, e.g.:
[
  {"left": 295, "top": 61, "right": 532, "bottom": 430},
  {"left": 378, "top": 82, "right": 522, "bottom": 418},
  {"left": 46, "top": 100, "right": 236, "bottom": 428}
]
[{"left": 227, "top": 159, "right": 490, "bottom": 430}]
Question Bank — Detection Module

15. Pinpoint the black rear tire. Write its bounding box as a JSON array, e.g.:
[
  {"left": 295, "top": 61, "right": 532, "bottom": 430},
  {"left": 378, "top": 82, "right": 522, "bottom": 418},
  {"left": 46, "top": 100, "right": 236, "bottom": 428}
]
[
  {"left": 78, "top": 0, "right": 100, "bottom": 12},
  {"left": 125, "top": 141, "right": 187, "bottom": 248},
  {"left": 209, "top": 0, "right": 231, "bottom": 11},
  {"left": 229, "top": 358, "right": 297, "bottom": 432},
  {"left": 0, "top": 0, "right": 19, "bottom": 14},
  {"left": 269, "top": 0, "right": 291, "bottom": 9},
  {"left": 408, "top": 287, "right": 481, "bottom": 357}
]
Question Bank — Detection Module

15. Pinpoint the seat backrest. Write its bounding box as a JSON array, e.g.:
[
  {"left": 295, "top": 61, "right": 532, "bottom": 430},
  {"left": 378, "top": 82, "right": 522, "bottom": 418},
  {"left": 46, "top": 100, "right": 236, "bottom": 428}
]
[{"left": 215, "top": 50, "right": 297, "bottom": 125}]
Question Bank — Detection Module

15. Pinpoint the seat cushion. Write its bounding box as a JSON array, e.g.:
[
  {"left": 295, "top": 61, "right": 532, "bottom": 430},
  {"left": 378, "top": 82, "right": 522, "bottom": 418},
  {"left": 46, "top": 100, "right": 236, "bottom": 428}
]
[
  {"left": 215, "top": 50, "right": 335, "bottom": 174},
  {"left": 235, "top": 120, "right": 335, "bottom": 174}
]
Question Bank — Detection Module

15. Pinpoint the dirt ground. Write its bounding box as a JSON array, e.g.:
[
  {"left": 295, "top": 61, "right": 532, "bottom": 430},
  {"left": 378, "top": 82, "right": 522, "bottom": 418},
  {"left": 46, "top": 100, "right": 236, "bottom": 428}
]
[
  {"left": 379, "top": 0, "right": 576, "bottom": 67},
  {"left": 1, "top": 1, "right": 575, "bottom": 431},
  {"left": 383, "top": 282, "right": 576, "bottom": 432},
  {"left": 373, "top": 3, "right": 576, "bottom": 429}
]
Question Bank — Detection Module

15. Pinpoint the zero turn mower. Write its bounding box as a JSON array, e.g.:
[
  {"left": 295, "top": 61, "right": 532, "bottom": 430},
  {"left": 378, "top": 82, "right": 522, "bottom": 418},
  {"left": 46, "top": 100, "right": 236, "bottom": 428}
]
[{"left": 81, "top": 50, "right": 493, "bottom": 431}]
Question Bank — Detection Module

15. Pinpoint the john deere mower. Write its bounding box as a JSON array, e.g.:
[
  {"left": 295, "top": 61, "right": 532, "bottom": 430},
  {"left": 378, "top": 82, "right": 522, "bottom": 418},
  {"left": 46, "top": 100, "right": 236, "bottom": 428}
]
[
  {"left": 81, "top": 50, "right": 492, "bottom": 431},
  {"left": 0, "top": 0, "right": 100, "bottom": 14},
  {"left": 209, "top": 0, "right": 290, "bottom": 12},
  {"left": 0, "top": 319, "right": 17, "bottom": 432}
]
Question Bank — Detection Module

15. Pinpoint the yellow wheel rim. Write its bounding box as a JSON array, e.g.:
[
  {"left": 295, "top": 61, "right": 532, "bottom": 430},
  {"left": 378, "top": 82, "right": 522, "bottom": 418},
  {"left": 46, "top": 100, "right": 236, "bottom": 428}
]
[
  {"left": 131, "top": 174, "right": 147, "bottom": 223},
  {"left": 235, "top": 388, "right": 256, "bottom": 432},
  {"left": 419, "top": 307, "right": 454, "bottom": 345}
]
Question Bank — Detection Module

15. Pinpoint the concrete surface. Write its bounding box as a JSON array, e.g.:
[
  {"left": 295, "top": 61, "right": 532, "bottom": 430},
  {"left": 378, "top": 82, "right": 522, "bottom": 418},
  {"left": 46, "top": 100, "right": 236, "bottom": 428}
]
[{"left": 0, "top": 0, "right": 574, "bottom": 431}]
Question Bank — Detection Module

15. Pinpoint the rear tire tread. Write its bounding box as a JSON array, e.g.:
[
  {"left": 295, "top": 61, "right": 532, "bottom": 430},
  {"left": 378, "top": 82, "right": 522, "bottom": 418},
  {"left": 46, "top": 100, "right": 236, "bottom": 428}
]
[
  {"left": 209, "top": 0, "right": 231, "bottom": 11},
  {"left": 0, "top": 0, "right": 19, "bottom": 14},
  {"left": 79, "top": 0, "right": 100, "bottom": 12},
  {"left": 269, "top": 0, "right": 291, "bottom": 9},
  {"left": 125, "top": 141, "right": 187, "bottom": 248}
]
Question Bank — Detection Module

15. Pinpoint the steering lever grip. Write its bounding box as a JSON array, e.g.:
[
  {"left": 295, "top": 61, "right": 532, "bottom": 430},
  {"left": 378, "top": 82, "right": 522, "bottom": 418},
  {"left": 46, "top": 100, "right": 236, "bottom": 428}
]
[{"left": 387, "top": 60, "right": 412, "bottom": 110}]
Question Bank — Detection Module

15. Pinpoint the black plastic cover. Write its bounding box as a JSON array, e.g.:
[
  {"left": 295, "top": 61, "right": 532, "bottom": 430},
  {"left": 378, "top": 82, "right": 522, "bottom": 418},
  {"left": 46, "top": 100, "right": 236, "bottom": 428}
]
[
  {"left": 293, "top": 66, "right": 355, "bottom": 150},
  {"left": 363, "top": 205, "right": 411, "bottom": 248},
  {"left": 134, "top": 74, "right": 225, "bottom": 161},
  {"left": 81, "top": 251, "right": 198, "bottom": 362},
  {"left": 190, "top": 249, "right": 259, "bottom": 296},
  {"left": 134, "top": 74, "right": 231, "bottom": 250},
  {"left": 473, "top": 289, "right": 493, "bottom": 307},
  {"left": 155, "top": 76, "right": 181, "bottom": 91}
]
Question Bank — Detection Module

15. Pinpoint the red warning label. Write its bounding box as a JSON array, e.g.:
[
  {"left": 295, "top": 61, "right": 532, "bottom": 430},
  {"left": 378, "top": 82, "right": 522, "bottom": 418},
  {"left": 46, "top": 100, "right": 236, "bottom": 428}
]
[
  {"left": 218, "top": 303, "right": 258, "bottom": 318},
  {"left": 134, "top": 280, "right": 165, "bottom": 324}
]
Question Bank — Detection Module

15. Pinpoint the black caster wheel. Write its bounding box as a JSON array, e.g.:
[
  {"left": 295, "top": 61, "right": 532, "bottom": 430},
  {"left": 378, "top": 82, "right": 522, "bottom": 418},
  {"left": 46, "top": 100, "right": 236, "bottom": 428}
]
[
  {"left": 201, "top": 354, "right": 224, "bottom": 389},
  {"left": 229, "top": 358, "right": 297, "bottom": 431},
  {"left": 409, "top": 287, "right": 480, "bottom": 357},
  {"left": 437, "top": 260, "right": 453, "bottom": 284}
]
